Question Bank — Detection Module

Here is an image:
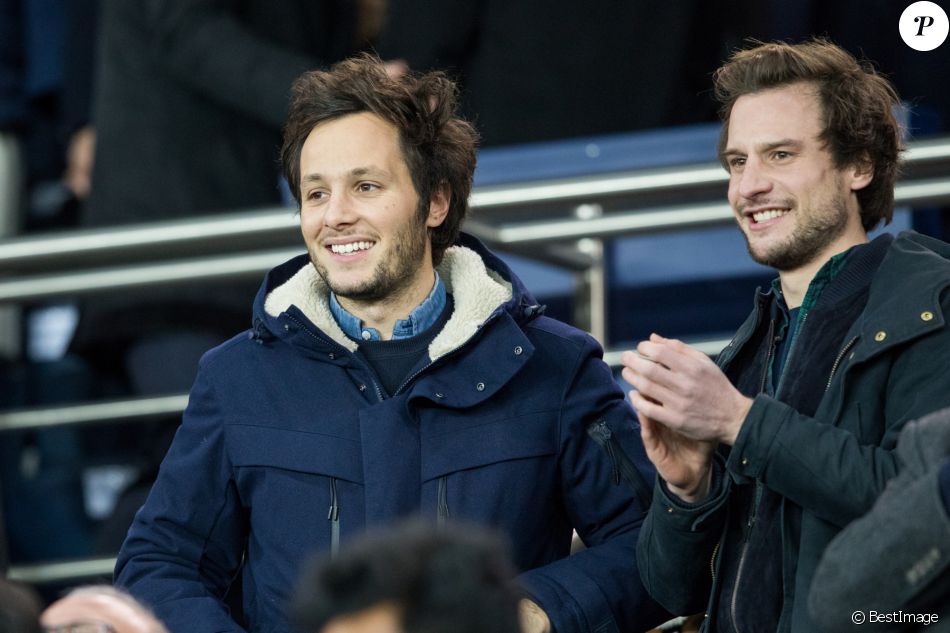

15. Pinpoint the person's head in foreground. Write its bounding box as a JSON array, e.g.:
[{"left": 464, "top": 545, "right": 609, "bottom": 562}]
[
  {"left": 290, "top": 521, "right": 522, "bottom": 633},
  {"left": 40, "top": 585, "right": 168, "bottom": 633}
]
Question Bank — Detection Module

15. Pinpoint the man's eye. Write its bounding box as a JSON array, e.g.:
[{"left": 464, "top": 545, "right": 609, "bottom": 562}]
[
  {"left": 729, "top": 157, "right": 746, "bottom": 169},
  {"left": 307, "top": 190, "right": 327, "bottom": 201},
  {"left": 357, "top": 182, "right": 380, "bottom": 192},
  {"left": 773, "top": 151, "right": 791, "bottom": 160}
]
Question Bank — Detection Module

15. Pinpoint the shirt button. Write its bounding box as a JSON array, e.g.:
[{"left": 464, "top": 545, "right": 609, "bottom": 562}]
[
  {"left": 921, "top": 311, "right": 934, "bottom": 322},
  {"left": 513, "top": 345, "right": 523, "bottom": 355},
  {"left": 874, "top": 331, "right": 887, "bottom": 342},
  {"left": 361, "top": 331, "right": 372, "bottom": 341},
  {"left": 476, "top": 382, "right": 486, "bottom": 392}
]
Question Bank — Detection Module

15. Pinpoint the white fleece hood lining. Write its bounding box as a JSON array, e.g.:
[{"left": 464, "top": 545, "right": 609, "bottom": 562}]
[{"left": 263, "top": 246, "right": 514, "bottom": 361}]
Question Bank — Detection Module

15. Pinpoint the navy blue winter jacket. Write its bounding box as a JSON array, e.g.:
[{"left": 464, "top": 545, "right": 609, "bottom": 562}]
[{"left": 114, "top": 235, "right": 667, "bottom": 633}]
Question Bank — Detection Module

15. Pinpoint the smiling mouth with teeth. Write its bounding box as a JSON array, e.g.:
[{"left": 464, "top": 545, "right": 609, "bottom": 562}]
[
  {"left": 329, "top": 241, "right": 375, "bottom": 255},
  {"left": 751, "top": 209, "right": 790, "bottom": 224}
]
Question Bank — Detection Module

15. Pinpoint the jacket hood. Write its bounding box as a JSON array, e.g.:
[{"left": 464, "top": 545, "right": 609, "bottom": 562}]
[{"left": 251, "top": 232, "right": 543, "bottom": 361}]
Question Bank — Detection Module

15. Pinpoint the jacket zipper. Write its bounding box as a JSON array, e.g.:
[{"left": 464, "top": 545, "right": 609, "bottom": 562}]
[
  {"left": 586, "top": 419, "right": 651, "bottom": 508},
  {"left": 328, "top": 477, "right": 340, "bottom": 558},
  {"left": 437, "top": 476, "right": 449, "bottom": 527},
  {"left": 710, "top": 541, "right": 720, "bottom": 583},
  {"left": 729, "top": 317, "right": 779, "bottom": 632},
  {"left": 730, "top": 481, "right": 763, "bottom": 633},
  {"left": 774, "top": 311, "right": 808, "bottom": 397},
  {"left": 825, "top": 336, "right": 859, "bottom": 392},
  {"left": 758, "top": 319, "right": 777, "bottom": 395}
]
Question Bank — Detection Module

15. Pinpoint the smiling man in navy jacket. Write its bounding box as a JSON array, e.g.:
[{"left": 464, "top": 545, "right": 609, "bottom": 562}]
[{"left": 113, "top": 55, "right": 666, "bottom": 633}]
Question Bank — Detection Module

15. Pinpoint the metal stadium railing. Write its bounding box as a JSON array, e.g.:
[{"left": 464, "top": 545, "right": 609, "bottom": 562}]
[{"left": 3, "top": 134, "right": 950, "bottom": 584}]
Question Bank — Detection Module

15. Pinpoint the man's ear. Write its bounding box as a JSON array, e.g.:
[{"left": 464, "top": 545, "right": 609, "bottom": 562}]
[
  {"left": 427, "top": 186, "right": 450, "bottom": 228},
  {"left": 849, "top": 156, "right": 874, "bottom": 192}
]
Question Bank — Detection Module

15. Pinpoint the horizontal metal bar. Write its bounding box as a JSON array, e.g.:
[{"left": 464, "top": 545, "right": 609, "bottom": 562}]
[
  {"left": 493, "top": 202, "right": 733, "bottom": 244},
  {"left": 0, "top": 394, "right": 189, "bottom": 432},
  {"left": 8, "top": 557, "right": 116, "bottom": 584},
  {"left": 893, "top": 177, "right": 950, "bottom": 206},
  {"left": 0, "top": 339, "right": 731, "bottom": 433},
  {"left": 0, "top": 207, "right": 297, "bottom": 270},
  {"left": 3, "top": 135, "right": 948, "bottom": 272},
  {"left": 0, "top": 248, "right": 301, "bottom": 303},
  {"left": 904, "top": 137, "right": 950, "bottom": 163},
  {"left": 487, "top": 175, "right": 950, "bottom": 245},
  {"left": 603, "top": 338, "right": 730, "bottom": 367},
  {"left": 470, "top": 163, "right": 726, "bottom": 209}
]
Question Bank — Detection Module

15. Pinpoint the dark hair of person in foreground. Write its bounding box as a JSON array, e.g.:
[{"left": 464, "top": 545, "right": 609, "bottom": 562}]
[{"left": 290, "top": 520, "right": 522, "bottom": 633}]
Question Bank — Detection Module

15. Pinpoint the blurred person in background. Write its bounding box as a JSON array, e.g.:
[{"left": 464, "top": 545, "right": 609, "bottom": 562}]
[
  {"left": 71, "top": 0, "right": 359, "bottom": 398},
  {"left": 378, "top": 0, "right": 721, "bottom": 146},
  {"left": 290, "top": 520, "right": 522, "bottom": 633},
  {"left": 41, "top": 585, "right": 169, "bottom": 633}
]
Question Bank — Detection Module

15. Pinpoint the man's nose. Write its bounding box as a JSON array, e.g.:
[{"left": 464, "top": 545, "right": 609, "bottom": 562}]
[
  {"left": 736, "top": 160, "right": 773, "bottom": 200},
  {"left": 323, "top": 191, "right": 357, "bottom": 227}
]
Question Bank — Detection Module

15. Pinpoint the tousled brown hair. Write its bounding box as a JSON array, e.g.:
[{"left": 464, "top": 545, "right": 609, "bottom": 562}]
[
  {"left": 713, "top": 38, "right": 902, "bottom": 231},
  {"left": 281, "top": 54, "right": 478, "bottom": 265}
]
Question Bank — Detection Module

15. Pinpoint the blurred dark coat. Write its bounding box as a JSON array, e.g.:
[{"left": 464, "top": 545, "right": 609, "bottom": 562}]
[
  {"left": 73, "top": 0, "right": 354, "bottom": 368},
  {"left": 379, "top": 0, "right": 718, "bottom": 146}
]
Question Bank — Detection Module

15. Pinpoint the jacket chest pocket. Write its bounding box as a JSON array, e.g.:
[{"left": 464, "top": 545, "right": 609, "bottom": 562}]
[
  {"left": 421, "top": 411, "right": 558, "bottom": 477},
  {"left": 227, "top": 424, "right": 363, "bottom": 482},
  {"left": 226, "top": 424, "right": 363, "bottom": 556},
  {"left": 420, "top": 412, "right": 558, "bottom": 523}
]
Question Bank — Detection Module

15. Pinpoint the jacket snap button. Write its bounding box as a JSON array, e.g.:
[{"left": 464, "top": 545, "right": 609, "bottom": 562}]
[
  {"left": 741, "top": 457, "right": 749, "bottom": 465},
  {"left": 513, "top": 345, "right": 523, "bottom": 355},
  {"left": 435, "top": 392, "right": 444, "bottom": 398},
  {"left": 358, "top": 384, "right": 366, "bottom": 392},
  {"left": 476, "top": 382, "right": 486, "bottom": 391},
  {"left": 283, "top": 324, "right": 290, "bottom": 331},
  {"left": 874, "top": 331, "right": 887, "bottom": 342},
  {"left": 921, "top": 311, "right": 934, "bottom": 322},
  {"left": 328, "top": 352, "right": 336, "bottom": 360},
  {"left": 666, "top": 506, "right": 674, "bottom": 513}
]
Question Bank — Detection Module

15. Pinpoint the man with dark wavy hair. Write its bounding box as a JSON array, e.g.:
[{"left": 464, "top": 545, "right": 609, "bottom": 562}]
[
  {"left": 114, "top": 55, "right": 666, "bottom": 633},
  {"left": 623, "top": 39, "right": 950, "bottom": 631}
]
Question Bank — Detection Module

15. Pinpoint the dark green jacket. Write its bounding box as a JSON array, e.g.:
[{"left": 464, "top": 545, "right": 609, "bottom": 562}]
[{"left": 637, "top": 231, "right": 950, "bottom": 632}]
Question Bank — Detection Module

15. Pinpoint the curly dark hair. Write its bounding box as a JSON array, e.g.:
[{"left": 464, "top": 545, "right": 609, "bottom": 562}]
[
  {"left": 713, "top": 38, "right": 903, "bottom": 231},
  {"left": 281, "top": 54, "right": 478, "bottom": 265},
  {"left": 290, "top": 520, "right": 522, "bottom": 633}
]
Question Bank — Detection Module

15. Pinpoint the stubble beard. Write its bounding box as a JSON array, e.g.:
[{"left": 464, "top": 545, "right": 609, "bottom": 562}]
[
  {"left": 311, "top": 206, "right": 430, "bottom": 304},
  {"left": 744, "top": 189, "right": 851, "bottom": 272}
]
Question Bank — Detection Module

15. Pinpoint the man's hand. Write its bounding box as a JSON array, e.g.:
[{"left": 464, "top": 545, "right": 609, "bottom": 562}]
[
  {"left": 637, "top": 407, "right": 716, "bottom": 503},
  {"left": 621, "top": 334, "right": 753, "bottom": 446},
  {"left": 519, "top": 599, "right": 551, "bottom": 633}
]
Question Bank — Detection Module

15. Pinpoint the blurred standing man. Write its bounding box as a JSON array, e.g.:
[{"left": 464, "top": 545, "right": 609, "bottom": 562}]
[
  {"left": 623, "top": 39, "right": 950, "bottom": 632},
  {"left": 115, "top": 56, "right": 666, "bottom": 633}
]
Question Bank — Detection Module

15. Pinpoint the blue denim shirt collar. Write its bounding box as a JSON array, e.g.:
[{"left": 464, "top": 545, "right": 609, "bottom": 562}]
[{"left": 329, "top": 273, "right": 447, "bottom": 342}]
